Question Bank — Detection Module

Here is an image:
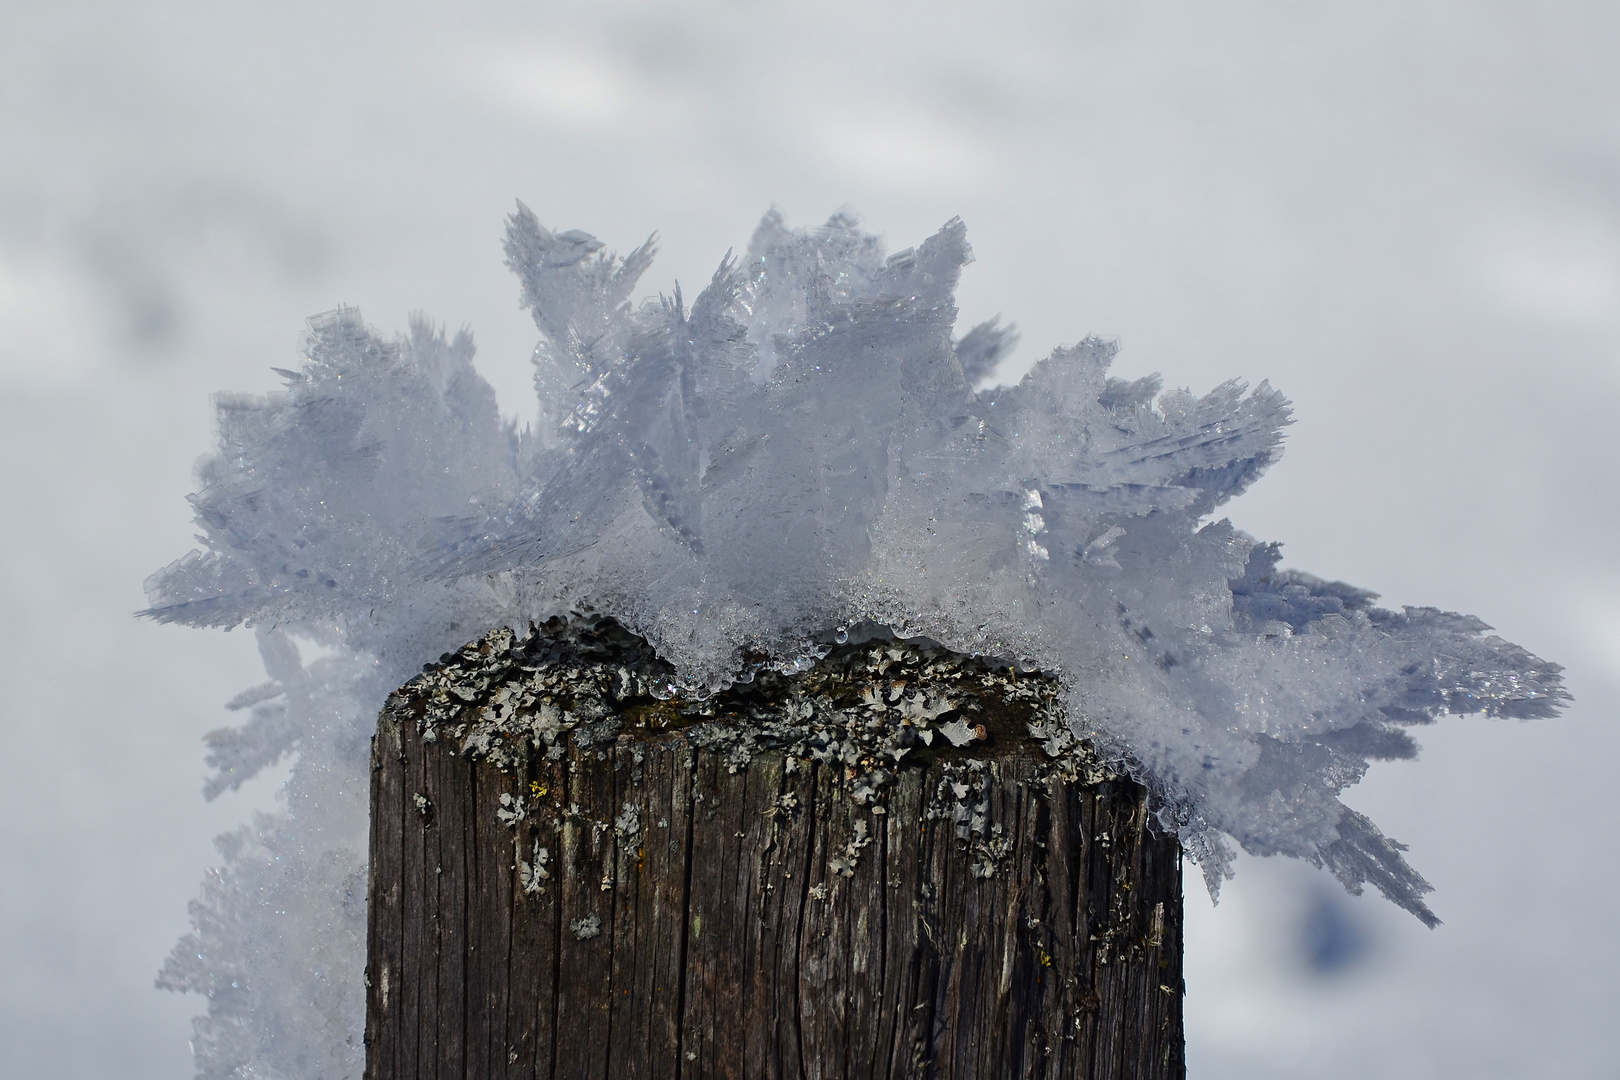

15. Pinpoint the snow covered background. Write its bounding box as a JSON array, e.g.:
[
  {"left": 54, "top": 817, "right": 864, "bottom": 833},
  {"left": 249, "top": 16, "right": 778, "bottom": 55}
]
[{"left": 2, "top": 1, "right": 1616, "bottom": 1077}]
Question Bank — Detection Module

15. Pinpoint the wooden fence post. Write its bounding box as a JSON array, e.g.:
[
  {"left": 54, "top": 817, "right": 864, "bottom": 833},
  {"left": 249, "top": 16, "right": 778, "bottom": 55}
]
[{"left": 365, "top": 620, "right": 1183, "bottom": 1079}]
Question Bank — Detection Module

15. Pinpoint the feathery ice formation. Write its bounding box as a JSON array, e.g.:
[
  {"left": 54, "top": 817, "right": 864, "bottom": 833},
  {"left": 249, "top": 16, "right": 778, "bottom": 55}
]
[{"left": 146, "top": 205, "right": 1565, "bottom": 1077}]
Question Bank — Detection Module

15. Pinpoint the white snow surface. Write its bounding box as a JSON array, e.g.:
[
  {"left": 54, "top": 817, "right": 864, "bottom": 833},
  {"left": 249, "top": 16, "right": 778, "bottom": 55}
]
[{"left": 143, "top": 205, "right": 1567, "bottom": 1078}]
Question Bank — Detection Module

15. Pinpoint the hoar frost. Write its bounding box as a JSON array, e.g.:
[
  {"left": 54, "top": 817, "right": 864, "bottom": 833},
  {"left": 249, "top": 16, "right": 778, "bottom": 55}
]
[{"left": 146, "top": 204, "right": 1566, "bottom": 1078}]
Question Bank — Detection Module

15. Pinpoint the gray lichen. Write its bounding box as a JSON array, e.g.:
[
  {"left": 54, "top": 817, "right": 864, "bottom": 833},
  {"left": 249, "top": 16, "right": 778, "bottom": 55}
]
[{"left": 384, "top": 616, "right": 1121, "bottom": 878}]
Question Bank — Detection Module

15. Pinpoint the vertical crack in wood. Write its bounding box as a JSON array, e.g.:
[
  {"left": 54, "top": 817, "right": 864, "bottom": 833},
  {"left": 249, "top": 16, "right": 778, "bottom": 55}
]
[
  {"left": 465, "top": 764, "right": 476, "bottom": 1080},
  {"left": 792, "top": 761, "right": 818, "bottom": 1080},
  {"left": 546, "top": 763, "right": 566, "bottom": 1080},
  {"left": 598, "top": 757, "right": 618, "bottom": 1080},
  {"left": 673, "top": 748, "right": 697, "bottom": 1080},
  {"left": 874, "top": 810, "right": 889, "bottom": 1080}
]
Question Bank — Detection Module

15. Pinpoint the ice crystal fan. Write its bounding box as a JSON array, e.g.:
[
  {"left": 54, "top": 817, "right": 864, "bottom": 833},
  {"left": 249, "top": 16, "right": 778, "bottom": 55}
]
[{"left": 147, "top": 203, "right": 1567, "bottom": 933}]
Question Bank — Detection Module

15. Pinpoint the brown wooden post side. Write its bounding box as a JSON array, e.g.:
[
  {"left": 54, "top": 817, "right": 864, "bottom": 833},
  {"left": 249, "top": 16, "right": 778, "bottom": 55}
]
[{"left": 365, "top": 620, "right": 1184, "bottom": 1079}]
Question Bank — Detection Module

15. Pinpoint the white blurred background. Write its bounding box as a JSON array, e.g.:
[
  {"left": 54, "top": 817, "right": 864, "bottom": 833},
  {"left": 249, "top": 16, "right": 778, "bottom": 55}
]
[{"left": 3, "top": 2, "right": 1617, "bottom": 1077}]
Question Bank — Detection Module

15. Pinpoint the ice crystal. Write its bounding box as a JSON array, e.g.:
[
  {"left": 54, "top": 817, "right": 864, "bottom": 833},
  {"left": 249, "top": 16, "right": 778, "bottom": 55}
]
[{"left": 146, "top": 205, "right": 1566, "bottom": 1078}]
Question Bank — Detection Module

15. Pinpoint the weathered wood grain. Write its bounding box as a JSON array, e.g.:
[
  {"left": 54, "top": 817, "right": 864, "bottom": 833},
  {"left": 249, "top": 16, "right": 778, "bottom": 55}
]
[{"left": 366, "top": 630, "right": 1184, "bottom": 1079}]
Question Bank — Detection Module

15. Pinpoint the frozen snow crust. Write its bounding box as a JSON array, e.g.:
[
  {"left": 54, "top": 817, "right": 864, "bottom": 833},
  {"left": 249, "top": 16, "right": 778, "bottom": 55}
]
[{"left": 147, "top": 206, "right": 1565, "bottom": 1076}]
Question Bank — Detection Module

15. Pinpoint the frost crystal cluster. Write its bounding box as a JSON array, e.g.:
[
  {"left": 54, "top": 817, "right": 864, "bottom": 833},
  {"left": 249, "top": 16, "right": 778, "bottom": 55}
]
[{"left": 147, "top": 205, "right": 1566, "bottom": 1077}]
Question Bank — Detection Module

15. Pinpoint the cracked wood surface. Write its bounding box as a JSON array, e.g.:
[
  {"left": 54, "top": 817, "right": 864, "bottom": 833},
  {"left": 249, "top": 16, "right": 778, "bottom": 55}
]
[{"left": 366, "top": 667, "right": 1183, "bottom": 1079}]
